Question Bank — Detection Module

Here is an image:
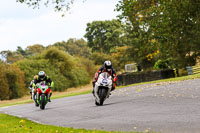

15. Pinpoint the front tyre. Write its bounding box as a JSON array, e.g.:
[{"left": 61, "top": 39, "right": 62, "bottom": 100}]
[
  {"left": 99, "top": 88, "right": 108, "bottom": 106},
  {"left": 40, "top": 94, "right": 46, "bottom": 110}
]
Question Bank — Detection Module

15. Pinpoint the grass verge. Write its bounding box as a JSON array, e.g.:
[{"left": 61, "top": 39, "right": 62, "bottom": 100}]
[{"left": 0, "top": 113, "right": 141, "bottom": 133}]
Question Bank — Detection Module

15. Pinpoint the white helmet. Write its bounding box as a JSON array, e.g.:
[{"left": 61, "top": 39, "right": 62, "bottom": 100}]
[
  {"left": 38, "top": 71, "right": 45, "bottom": 80},
  {"left": 104, "top": 60, "right": 112, "bottom": 71}
]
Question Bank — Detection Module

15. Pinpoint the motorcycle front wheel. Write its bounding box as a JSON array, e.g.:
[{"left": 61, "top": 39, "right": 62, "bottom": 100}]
[
  {"left": 98, "top": 88, "right": 108, "bottom": 106},
  {"left": 40, "top": 94, "right": 46, "bottom": 110}
]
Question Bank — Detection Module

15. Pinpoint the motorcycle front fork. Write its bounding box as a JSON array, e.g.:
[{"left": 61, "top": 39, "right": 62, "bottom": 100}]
[
  {"left": 32, "top": 89, "right": 36, "bottom": 100},
  {"left": 47, "top": 93, "right": 51, "bottom": 100}
]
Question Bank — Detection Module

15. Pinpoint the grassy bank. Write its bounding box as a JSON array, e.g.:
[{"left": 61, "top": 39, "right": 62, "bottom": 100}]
[{"left": 0, "top": 113, "right": 139, "bottom": 133}]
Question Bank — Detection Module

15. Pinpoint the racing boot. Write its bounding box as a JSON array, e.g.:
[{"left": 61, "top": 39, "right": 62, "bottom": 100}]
[
  {"left": 92, "top": 81, "right": 96, "bottom": 96},
  {"left": 48, "top": 93, "right": 52, "bottom": 102},
  {"left": 92, "top": 88, "right": 95, "bottom": 96},
  {"left": 107, "top": 93, "right": 110, "bottom": 98},
  {"left": 108, "top": 86, "right": 115, "bottom": 97},
  {"left": 32, "top": 88, "right": 36, "bottom": 100}
]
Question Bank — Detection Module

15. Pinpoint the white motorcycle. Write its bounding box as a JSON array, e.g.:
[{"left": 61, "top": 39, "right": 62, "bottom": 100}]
[{"left": 93, "top": 72, "right": 113, "bottom": 106}]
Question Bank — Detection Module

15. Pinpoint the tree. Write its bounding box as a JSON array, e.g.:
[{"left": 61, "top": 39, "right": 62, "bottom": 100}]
[
  {"left": 90, "top": 52, "right": 112, "bottom": 66},
  {"left": 111, "top": 46, "right": 132, "bottom": 70},
  {"left": 6, "top": 65, "right": 26, "bottom": 99},
  {"left": 16, "top": 46, "right": 27, "bottom": 57},
  {"left": 0, "top": 63, "right": 9, "bottom": 100},
  {"left": 16, "top": 47, "right": 92, "bottom": 91},
  {"left": 0, "top": 50, "right": 24, "bottom": 64},
  {"left": 26, "top": 44, "right": 45, "bottom": 56},
  {"left": 84, "top": 19, "right": 125, "bottom": 53},
  {"left": 0, "top": 62, "right": 26, "bottom": 100},
  {"left": 17, "top": 0, "right": 76, "bottom": 14},
  {"left": 66, "top": 38, "right": 91, "bottom": 57},
  {"left": 51, "top": 38, "right": 91, "bottom": 58},
  {"left": 116, "top": 0, "right": 200, "bottom": 69}
]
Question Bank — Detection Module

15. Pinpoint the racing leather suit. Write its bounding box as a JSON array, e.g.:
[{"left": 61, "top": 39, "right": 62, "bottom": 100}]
[
  {"left": 93, "top": 66, "right": 117, "bottom": 91},
  {"left": 32, "top": 76, "right": 54, "bottom": 102}
]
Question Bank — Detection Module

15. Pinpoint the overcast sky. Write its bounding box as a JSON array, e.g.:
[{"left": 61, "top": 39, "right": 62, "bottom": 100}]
[{"left": 0, "top": 0, "right": 119, "bottom": 51}]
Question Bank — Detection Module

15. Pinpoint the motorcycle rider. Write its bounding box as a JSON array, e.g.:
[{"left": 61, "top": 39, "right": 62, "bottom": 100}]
[
  {"left": 29, "top": 75, "right": 38, "bottom": 99},
  {"left": 32, "top": 71, "right": 54, "bottom": 102},
  {"left": 92, "top": 60, "right": 117, "bottom": 94}
]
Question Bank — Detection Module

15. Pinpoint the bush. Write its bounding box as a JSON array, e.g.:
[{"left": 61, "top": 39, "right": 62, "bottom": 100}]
[
  {"left": 0, "top": 63, "right": 9, "bottom": 100},
  {"left": 90, "top": 52, "right": 111, "bottom": 65},
  {"left": 89, "top": 52, "right": 121, "bottom": 71},
  {"left": 178, "top": 68, "right": 188, "bottom": 76},
  {"left": 16, "top": 47, "right": 94, "bottom": 92},
  {"left": 154, "top": 60, "right": 170, "bottom": 70},
  {"left": 6, "top": 65, "right": 26, "bottom": 99},
  {"left": 16, "top": 58, "right": 72, "bottom": 92},
  {"left": 74, "top": 57, "right": 97, "bottom": 77},
  {"left": 0, "top": 63, "right": 26, "bottom": 100}
]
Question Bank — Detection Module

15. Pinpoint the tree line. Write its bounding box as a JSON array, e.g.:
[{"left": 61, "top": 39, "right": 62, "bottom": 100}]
[
  {"left": 15, "top": 0, "right": 200, "bottom": 69},
  {"left": 0, "top": 34, "right": 131, "bottom": 100},
  {"left": 0, "top": 39, "right": 97, "bottom": 100}
]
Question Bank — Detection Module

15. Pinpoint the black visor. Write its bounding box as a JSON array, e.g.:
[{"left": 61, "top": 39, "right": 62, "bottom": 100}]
[
  {"left": 106, "top": 65, "right": 111, "bottom": 69},
  {"left": 39, "top": 75, "right": 45, "bottom": 79}
]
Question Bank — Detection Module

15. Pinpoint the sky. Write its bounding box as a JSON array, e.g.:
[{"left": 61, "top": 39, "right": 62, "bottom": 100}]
[{"left": 0, "top": 0, "right": 119, "bottom": 51}]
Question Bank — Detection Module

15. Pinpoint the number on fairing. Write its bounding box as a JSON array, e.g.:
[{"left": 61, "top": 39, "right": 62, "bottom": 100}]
[{"left": 102, "top": 79, "right": 108, "bottom": 84}]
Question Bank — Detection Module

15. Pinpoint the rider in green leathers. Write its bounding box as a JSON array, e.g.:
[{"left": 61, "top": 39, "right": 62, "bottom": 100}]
[{"left": 32, "top": 71, "right": 54, "bottom": 102}]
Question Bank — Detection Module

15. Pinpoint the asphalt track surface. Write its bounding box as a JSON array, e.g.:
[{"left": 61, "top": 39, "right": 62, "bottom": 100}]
[{"left": 1, "top": 78, "right": 200, "bottom": 133}]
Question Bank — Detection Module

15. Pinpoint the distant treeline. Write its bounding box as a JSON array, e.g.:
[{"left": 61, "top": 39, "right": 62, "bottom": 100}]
[
  {"left": 0, "top": 37, "right": 129, "bottom": 100},
  {"left": 0, "top": 46, "right": 97, "bottom": 100}
]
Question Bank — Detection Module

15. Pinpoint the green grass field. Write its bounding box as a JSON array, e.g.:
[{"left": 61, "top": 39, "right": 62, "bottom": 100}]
[{"left": 0, "top": 74, "right": 199, "bottom": 133}]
